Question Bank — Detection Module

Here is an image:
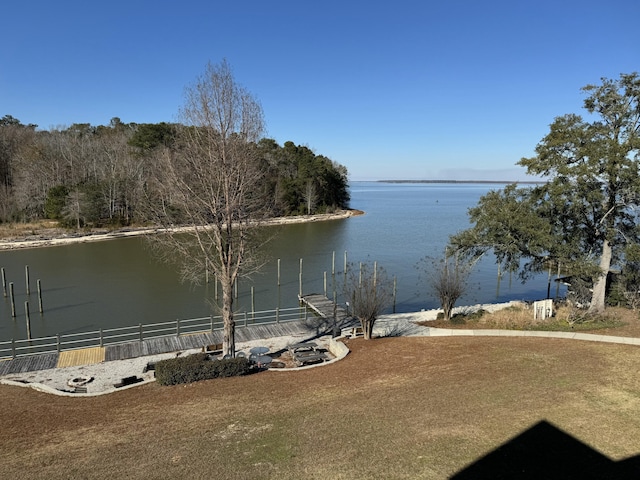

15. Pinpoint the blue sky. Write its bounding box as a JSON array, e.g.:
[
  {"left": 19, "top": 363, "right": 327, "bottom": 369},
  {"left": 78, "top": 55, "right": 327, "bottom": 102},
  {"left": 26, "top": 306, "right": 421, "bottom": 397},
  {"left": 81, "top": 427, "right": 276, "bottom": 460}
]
[{"left": 1, "top": 1, "right": 639, "bottom": 181}]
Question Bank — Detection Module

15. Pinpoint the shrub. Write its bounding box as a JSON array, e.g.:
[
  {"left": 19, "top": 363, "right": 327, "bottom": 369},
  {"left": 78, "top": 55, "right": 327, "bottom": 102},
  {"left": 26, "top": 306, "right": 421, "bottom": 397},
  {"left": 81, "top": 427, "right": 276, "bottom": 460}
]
[{"left": 155, "top": 353, "right": 252, "bottom": 386}]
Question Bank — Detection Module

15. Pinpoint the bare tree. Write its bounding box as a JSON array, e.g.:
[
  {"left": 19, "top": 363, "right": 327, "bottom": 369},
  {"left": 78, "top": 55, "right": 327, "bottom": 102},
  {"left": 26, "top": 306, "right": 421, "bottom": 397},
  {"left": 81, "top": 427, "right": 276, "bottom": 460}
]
[
  {"left": 144, "top": 60, "right": 270, "bottom": 357},
  {"left": 303, "top": 179, "right": 318, "bottom": 215},
  {"left": 423, "top": 254, "right": 472, "bottom": 321},
  {"left": 343, "top": 261, "right": 394, "bottom": 339}
]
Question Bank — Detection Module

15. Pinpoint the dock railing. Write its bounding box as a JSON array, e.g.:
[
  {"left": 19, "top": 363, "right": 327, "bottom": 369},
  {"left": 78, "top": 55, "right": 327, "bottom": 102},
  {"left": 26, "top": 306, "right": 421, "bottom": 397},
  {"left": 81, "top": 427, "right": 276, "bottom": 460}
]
[{"left": 0, "top": 306, "right": 307, "bottom": 360}]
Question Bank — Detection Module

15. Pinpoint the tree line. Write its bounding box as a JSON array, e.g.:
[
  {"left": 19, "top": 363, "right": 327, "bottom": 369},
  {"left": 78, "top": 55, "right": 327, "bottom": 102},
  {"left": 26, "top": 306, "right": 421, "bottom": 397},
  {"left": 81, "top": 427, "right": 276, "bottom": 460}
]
[{"left": 0, "top": 114, "right": 349, "bottom": 228}]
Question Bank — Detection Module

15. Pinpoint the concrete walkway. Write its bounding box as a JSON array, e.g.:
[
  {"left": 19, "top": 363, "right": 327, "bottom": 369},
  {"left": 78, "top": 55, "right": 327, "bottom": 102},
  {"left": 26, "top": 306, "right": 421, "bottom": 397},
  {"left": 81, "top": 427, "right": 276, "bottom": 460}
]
[{"left": 373, "top": 312, "right": 640, "bottom": 346}]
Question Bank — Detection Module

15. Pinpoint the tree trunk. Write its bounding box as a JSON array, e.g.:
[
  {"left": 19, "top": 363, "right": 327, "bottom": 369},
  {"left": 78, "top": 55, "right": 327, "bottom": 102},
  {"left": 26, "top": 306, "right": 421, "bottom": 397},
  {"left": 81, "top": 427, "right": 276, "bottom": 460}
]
[
  {"left": 443, "top": 303, "right": 453, "bottom": 322},
  {"left": 588, "top": 239, "right": 612, "bottom": 314},
  {"left": 221, "top": 282, "right": 235, "bottom": 357},
  {"left": 363, "top": 318, "right": 373, "bottom": 340}
]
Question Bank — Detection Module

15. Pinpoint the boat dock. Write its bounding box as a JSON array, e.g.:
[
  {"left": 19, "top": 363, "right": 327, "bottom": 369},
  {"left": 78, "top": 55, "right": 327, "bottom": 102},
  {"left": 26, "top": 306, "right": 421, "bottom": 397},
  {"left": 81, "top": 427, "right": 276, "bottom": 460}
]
[
  {"left": 0, "top": 319, "right": 318, "bottom": 376},
  {"left": 298, "top": 293, "right": 356, "bottom": 331}
]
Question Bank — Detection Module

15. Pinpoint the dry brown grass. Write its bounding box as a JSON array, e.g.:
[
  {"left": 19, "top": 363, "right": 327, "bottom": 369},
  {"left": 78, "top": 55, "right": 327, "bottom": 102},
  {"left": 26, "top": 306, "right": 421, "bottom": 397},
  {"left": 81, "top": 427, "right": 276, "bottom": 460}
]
[
  {"left": 0, "top": 220, "right": 64, "bottom": 240},
  {"left": 427, "top": 305, "right": 640, "bottom": 338},
  {"left": 1, "top": 335, "right": 639, "bottom": 479}
]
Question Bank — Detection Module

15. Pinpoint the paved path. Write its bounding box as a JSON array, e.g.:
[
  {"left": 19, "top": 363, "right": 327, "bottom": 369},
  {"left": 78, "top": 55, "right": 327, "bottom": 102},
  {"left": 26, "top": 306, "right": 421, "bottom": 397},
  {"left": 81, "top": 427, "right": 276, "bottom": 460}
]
[{"left": 373, "top": 313, "right": 640, "bottom": 346}]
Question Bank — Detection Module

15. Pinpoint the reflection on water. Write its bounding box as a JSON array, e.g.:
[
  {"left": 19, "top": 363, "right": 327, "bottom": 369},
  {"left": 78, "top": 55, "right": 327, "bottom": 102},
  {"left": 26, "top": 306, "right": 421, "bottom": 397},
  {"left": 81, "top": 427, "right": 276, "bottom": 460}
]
[{"left": 0, "top": 182, "right": 563, "bottom": 340}]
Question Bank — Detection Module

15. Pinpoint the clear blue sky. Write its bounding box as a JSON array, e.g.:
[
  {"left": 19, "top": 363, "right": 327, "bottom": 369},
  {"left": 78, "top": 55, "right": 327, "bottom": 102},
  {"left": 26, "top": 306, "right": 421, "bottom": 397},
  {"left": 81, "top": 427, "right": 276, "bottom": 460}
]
[{"left": 2, "top": 1, "right": 638, "bottom": 181}]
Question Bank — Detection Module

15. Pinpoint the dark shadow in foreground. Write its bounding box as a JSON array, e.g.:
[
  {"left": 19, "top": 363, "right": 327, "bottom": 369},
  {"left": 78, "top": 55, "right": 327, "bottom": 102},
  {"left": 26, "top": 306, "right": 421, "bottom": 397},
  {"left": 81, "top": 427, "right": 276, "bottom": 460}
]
[{"left": 451, "top": 420, "right": 640, "bottom": 479}]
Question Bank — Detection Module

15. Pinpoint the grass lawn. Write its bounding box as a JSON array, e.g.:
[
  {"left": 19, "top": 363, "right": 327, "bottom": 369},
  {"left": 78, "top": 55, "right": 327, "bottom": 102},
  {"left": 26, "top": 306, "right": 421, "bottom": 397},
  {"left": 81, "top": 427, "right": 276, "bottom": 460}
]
[{"left": 1, "top": 329, "right": 640, "bottom": 479}]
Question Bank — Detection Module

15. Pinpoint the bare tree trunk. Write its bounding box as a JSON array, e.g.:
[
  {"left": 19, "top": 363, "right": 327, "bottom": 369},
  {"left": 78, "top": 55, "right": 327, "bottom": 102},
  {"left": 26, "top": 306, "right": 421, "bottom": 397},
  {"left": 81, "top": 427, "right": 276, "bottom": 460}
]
[
  {"left": 303, "top": 180, "right": 318, "bottom": 215},
  {"left": 589, "top": 239, "right": 612, "bottom": 314},
  {"left": 142, "top": 60, "right": 269, "bottom": 360},
  {"left": 221, "top": 281, "right": 235, "bottom": 356}
]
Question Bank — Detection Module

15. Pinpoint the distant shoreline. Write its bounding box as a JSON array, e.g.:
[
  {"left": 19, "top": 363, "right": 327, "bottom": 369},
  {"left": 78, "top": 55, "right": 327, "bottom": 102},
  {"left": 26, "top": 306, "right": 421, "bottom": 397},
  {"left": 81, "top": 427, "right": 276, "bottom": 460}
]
[
  {"left": 0, "top": 209, "right": 363, "bottom": 251},
  {"left": 376, "top": 179, "right": 544, "bottom": 184}
]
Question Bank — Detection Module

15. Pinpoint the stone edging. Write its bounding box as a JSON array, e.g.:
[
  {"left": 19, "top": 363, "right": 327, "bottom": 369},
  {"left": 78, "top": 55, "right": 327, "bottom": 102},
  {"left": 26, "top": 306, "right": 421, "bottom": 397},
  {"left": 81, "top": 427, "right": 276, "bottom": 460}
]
[
  {"left": 0, "top": 377, "right": 156, "bottom": 397},
  {"left": 267, "top": 336, "right": 351, "bottom": 372}
]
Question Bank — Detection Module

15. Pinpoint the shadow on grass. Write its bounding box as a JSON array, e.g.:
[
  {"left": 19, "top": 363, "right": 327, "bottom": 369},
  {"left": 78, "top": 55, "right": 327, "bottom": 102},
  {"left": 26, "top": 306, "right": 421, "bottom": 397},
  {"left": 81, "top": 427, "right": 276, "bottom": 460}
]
[{"left": 451, "top": 420, "right": 640, "bottom": 479}]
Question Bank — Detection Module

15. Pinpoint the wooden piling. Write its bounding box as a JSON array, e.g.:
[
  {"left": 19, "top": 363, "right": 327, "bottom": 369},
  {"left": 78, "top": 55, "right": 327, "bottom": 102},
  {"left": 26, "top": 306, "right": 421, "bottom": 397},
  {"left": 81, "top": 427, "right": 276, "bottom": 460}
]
[
  {"left": 323, "top": 271, "right": 327, "bottom": 297},
  {"left": 25, "top": 301, "right": 31, "bottom": 340},
  {"left": 9, "top": 282, "right": 15, "bottom": 318},
  {"left": 299, "top": 258, "right": 303, "bottom": 297},
  {"left": 251, "top": 286, "right": 255, "bottom": 320},
  {"left": 1, "top": 267, "right": 6, "bottom": 297},
  {"left": 332, "top": 251, "right": 335, "bottom": 276},
  {"left": 37, "top": 279, "right": 43, "bottom": 313},
  {"left": 374, "top": 261, "right": 378, "bottom": 287},
  {"left": 277, "top": 258, "right": 281, "bottom": 286},
  {"left": 25, "top": 265, "right": 30, "bottom": 295}
]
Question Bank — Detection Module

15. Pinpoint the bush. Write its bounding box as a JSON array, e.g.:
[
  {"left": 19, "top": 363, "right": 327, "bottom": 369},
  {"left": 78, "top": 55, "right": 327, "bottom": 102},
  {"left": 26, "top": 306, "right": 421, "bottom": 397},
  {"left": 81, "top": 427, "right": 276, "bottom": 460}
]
[{"left": 155, "top": 353, "right": 252, "bottom": 386}]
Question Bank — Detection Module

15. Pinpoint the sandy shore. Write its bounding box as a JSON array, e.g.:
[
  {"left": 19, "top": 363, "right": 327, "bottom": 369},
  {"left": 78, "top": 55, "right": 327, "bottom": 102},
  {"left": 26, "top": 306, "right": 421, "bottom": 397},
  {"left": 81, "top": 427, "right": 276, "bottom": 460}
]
[
  {"left": 0, "top": 301, "right": 520, "bottom": 397},
  {"left": 0, "top": 210, "right": 362, "bottom": 251}
]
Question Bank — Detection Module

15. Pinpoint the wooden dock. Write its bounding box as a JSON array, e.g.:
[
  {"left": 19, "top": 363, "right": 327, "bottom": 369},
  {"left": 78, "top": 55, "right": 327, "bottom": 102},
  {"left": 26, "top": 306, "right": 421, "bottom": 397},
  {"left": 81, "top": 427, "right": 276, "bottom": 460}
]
[
  {"left": 0, "top": 319, "right": 320, "bottom": 376},
  {"left": 298, "top": 294, "right": 356, "bottom": 331}
]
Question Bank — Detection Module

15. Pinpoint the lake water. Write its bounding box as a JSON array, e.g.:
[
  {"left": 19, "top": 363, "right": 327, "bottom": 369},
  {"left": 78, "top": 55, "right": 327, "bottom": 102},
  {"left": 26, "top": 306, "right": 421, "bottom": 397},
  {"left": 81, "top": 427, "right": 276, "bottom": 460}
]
[{"left": 0, "top": 182, "right": 562, "bottom": 341}]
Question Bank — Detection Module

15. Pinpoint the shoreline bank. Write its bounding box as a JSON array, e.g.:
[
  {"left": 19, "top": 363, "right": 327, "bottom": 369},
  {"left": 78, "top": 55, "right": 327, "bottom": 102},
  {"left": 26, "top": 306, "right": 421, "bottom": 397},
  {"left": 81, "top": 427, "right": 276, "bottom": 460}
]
[
  {"left": 0, "top": 209, "right": 363, "bottom": 251},
  {"left": 3, "top": 300, "right": 640, "bottom": 397}
]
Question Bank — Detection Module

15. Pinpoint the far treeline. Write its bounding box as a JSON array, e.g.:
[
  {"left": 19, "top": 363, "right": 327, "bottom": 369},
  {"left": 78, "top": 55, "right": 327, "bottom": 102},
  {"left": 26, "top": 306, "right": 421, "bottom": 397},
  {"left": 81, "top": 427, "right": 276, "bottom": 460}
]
[{"left": 0, "top": 115, "right": 350, "bottom": 227}]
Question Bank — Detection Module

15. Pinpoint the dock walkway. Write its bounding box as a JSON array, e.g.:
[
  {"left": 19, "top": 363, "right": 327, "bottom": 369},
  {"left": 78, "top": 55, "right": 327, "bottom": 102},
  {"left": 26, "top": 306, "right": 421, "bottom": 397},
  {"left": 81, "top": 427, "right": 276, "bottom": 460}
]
[
  {"left": 298, "top": 294, "right": 357, "bottom": 331},
  {"left": 0, "top": 320, "right": 318, "bottom": 375}
]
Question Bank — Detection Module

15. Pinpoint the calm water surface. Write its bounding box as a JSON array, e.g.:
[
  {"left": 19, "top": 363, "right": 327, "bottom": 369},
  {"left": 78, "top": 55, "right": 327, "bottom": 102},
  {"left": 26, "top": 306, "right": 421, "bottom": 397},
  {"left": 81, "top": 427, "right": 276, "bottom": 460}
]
[{"left": 0, "top": 182, "right": 562, "bottom": 340}]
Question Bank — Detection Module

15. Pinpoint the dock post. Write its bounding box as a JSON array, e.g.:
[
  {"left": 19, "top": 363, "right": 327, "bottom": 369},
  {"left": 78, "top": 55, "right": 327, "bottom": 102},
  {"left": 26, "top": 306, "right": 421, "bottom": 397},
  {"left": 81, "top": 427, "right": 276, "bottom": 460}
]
[
  {"left": 251, "top": 286, "right": 255, "bottom": 321},
  {"left": 374, "top": 261, "right": 378, "bottom": 287},
  {"left": 25, "top": 265, "right": 30, "bottom": 295},
  {"left": 37, "top": 279, "right": 43, "bottom": 313},
  {"left": 277, "top": 259, "right": 281, "bottom": 286},
  {"left": 299, "top": 258, "right": 303, "bottom": 297},
  {"left": 333, "top": 290, "right": 338, "bottom": 336},
  {"left": 344, "top": 251, "right": 347, "bottom": 274},
  {"left": 25, "top": 301, "right": 31, "bottom": 340},
  {"left": 244, "top": 311, "right": 248, "bottom": 327},
  {"left": 9, "top": 282, "right": 16, "bottom": 318},
  {"left": 12, "top": 338, "right": 16, "bottom": 358},
  {"left": 56, "top": 334, "right": 61, "bottom": 353},
  {"left": 176, "top": 319, "right": 181, "bottom": 337},
  {"left": 1, "top": 267, "right": 6, "bottom": 297},
  {"left": 332, "top": 251, "right": 335, "bottom": 276},
  {"left": 276, "top": 307, "right": 280, "bottom": 324},
  {"left": 323, "top": 271, "right": 327, "bottom": 297}
]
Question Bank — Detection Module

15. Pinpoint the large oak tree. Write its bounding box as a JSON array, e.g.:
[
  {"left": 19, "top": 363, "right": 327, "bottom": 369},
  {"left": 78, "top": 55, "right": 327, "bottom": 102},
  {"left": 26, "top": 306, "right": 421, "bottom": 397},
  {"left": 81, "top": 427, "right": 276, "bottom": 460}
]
[{"left": 451, "top": 73, "right": 640, "bottom": 314}]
